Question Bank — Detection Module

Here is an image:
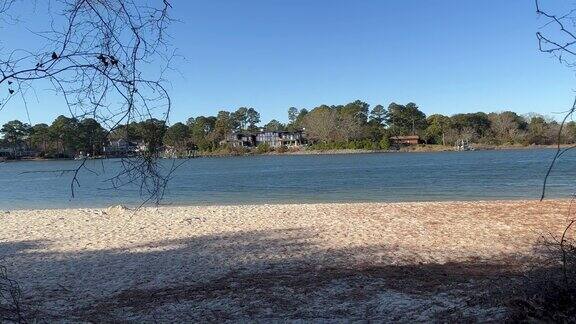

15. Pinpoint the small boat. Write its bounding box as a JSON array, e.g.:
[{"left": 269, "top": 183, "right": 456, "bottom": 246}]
[{"left": 454, "top": 139, "right": 474, "bottom": 151}]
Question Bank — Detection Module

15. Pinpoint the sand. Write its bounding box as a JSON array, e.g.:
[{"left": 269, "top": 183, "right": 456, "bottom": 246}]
[{"left": 0, "top": 200, "right": 573, "bottom": 322}]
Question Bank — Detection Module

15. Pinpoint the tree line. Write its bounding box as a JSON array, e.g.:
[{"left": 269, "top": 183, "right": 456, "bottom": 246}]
[{"left": 1, "top": 100, "right": 575, "bottom": 157}]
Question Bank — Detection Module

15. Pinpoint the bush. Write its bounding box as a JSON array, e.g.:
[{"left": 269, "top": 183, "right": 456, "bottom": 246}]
[
  {"left": 379, "top": 137, "right": 391, "bottom": 150},
  {"left": 275, "top": 145, "right": 288, "bottom": 153},
  {"left": 510, "top": 236, "right": 576, "bottom": 322},
  {"left": 256, "top": 143, "right": 272, "bottom": 154},
  {"left": 306, "top": 140, "right": 393, "bottom": 151},
  {"left": 213, "top": 144, "right": 250, "bottom": 156}
]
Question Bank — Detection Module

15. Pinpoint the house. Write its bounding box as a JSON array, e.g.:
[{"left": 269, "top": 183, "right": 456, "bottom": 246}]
[
  {"left": 220, "top": 133, "right": 256, "bottom": 148},
  {"left": 221, "top": 131, "right": 305, "bottom": 148},
  {"left": 255, "top": 131, "right": 304, "bottom": 148},
  {"left": 103, "top": 138, "right": 138, "bottom": 156},
  {"left": 255, "top": 131, "right": 305, "bottom": 148},
  {"left": 255, "top": 131, "right": 282, "bottom": 148},
  {"left": 0, "top": 143, "right": 36, "bottom": 158},
  {"left": 0, "top": 146, "right": 11, "bottom": 154},
  {"left": 0, "top": 147, "right": 12, "bottom": 158},
  {"left": 390, "top": 135, "right": 421, "bottom": 146},
  {"left": 277, "top": 131, "right": 304, "bottom": 147}
]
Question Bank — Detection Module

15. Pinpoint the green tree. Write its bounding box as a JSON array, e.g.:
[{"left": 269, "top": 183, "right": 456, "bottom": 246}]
[
  {"left": 379, "top": 136, "right": 391, "bottom": 150},
  {"left": 369, "top": 104, "right": 388, "bottom": 126},
  {"left": 450, "top": 112, "right": 491, "bottom": 140},
  {"left": 365, "top": 122, "right": 385, "bottom": 142},
  {"left": 214, "top": 111, "right": 236, "bottom": 141},
  {"left": 232, "top": 107, "right": 249, "bottom": 130},
  {"left": 136, "top": 119, "right": 167, "bottom": 153},
  {"left": 78, "top": 118, "right": 107, "bottom": 155},
  {"left": 109, "top": 123, "right": 141, "bottom": 142},
  {"left": 30, "top": 123, "right": 51, "bottom": 153},
  {"left": 264, "top": 119, "right": 285, "bottom": 132},
  {"left": 288, "top": 107, "right": 298, "bottom": 124},
  {"left": 340, "top": 100, "right": 370, "bottom": 125},
  {"left": 296, "top": 108, "right": 308, "bottom": 125},
  {"left": 286, "top": 108, "right": 308, "bottom": 132},
  {"left": 296, "top": 109, "right": 308, "bottom": 125},
  {"left": 1, "top": 120, "right": 31, "bottom": 156},
  {"left": 387, "top": 102, "right": 427, "bottom": 136},
  {"left": 246, "top": 108, "right": 261, "bottom": 132},
  {"left": 424, "top": 114, "right": 451, "bottom": 145},
  {"left": 188, "top": 116, "right": 217, "bottom": 151},
  {"left": 49, "top": 116, "right": 80, "bottom": 156},
  {"left": 163, "top": 122, "right": 190, "bottom": 151}
]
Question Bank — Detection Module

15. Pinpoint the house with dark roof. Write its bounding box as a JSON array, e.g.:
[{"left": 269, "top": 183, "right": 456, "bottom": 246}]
[
  {"left": 256, "top": 131, "right": 304, "bottom": 148},
  {"left": 390, "top": 135, "right": 421, "bottom": 146},
  {"left": 220, "top": 132, "right": 256, "bottom": 148},
  {"left": 103, "top": 139, "right": 139, "bottom": 156},
  {"left": 221, "top": 130, "right": 305, "bottom": 148}
]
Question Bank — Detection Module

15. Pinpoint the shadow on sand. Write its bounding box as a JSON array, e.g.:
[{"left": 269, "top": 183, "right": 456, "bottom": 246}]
[{"left": 0, "top": 227, "right": 541, "bottom": 322}]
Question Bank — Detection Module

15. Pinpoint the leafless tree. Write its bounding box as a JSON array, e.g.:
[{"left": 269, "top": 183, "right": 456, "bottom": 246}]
[
  {"left": 0, "top": 2, "right": 174, "bottom": 321},
  {"left": 301, "top": 107, "right": 340, "bottom": 144},
  {"left": 0, "top": 264, "right": 25, "bottom": 323},
  {"left": 536, "top": 1, "right": 576, "bottom": 272},
  {"left": 508, "top": 1, "right": 576, "bottom": 320},
  {"left": 0, "top": 0, "right": 175, "bottom": 203},
  {"left": 488, "top": 113, "right": 525, "bottom": 144}
]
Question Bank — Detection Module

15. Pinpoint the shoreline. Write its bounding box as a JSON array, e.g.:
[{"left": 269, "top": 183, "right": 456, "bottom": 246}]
[
  {"left": 196, "top": 143, "right": 570, "bottom": 157},
  {"left": 1, "top": 199, "right": 571, "bottom": 321},
  {"left": 2, "top": 144, "right": 566, "bottom": 162}
]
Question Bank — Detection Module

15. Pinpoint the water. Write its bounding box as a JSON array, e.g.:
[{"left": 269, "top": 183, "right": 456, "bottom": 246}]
[{"left": 0, "top": 149, "right": 575, "bottom": 210}]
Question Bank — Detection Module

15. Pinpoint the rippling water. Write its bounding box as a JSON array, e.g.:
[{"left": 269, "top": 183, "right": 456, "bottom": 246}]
[{"left": 0, "top": 148, "right": 574, "bottom": 209}]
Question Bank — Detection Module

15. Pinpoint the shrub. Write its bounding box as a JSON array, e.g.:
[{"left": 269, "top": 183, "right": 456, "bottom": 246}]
[
  {"left": 379, "top": 137, "right": 391, "bottom": 150},
  {"left": 214, "top": 144, "right": 250, "bottom": 156},
  {"left": 256, "top": 143, "right": 272, "bottom": 154},
  {"left": 275, "top": 145, "right": 288, "bottom": 153},
  {"left": 509, "top": 235, "right": 576, "bottom": 321}
]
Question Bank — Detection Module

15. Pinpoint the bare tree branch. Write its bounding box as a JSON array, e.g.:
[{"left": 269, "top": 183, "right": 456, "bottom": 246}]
[{"left": 0, "top": 0, "right": 176, "bottom": 204}]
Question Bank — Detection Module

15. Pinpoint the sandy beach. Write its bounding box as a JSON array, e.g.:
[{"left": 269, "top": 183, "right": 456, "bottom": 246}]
[{"left": 0, "top": 200, "right": 572, "bottom": 322}]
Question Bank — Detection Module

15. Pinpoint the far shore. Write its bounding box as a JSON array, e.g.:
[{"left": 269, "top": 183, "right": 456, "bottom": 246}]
[
  {"left": 196, "top": 143, "right": 572, "bottom": 157},
  {"left": 264, "top": 143, "right": 571, "bottom": 155},
  {"left": 1, "top": 199, "right": 571, "bottom": 321},
  {"left": 2, "top": 143, "right": 567, "bottom": 162}
]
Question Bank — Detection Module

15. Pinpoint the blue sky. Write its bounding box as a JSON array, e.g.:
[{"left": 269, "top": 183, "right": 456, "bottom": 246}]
[{"left": 1, "top": 0, "right": 575, "bottom": 125}]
